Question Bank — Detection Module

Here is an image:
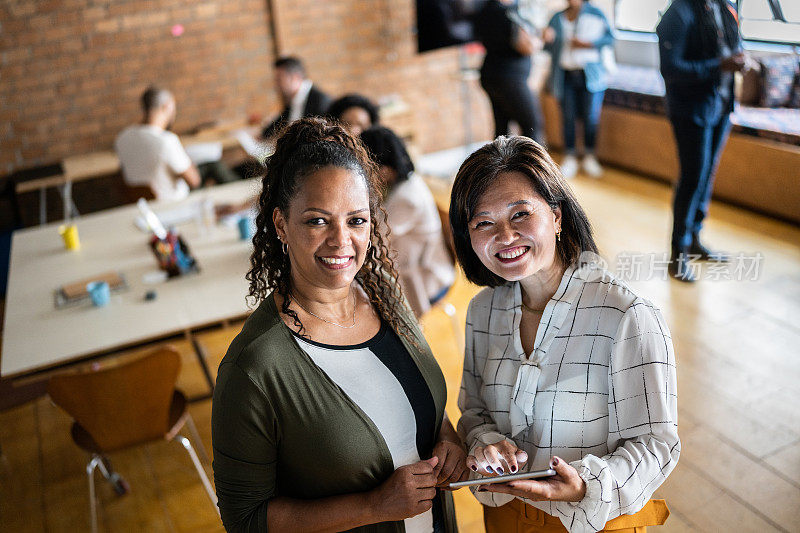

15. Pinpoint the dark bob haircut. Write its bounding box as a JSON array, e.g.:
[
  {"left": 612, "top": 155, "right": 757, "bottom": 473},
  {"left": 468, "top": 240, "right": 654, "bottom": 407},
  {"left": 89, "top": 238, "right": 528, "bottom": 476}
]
[
  {"left": 449, "top": 136, "right": 598, "bottom": 287},
  {"left": 327, "top": 94, "right": 380, "bottom": 128},
  {"left": 359, "top": 126, "right": 415, "bottom": 186}
]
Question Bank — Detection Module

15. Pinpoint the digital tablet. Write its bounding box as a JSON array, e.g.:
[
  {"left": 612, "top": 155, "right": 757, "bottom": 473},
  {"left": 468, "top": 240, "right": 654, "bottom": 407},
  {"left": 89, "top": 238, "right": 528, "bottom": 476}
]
[{"left": 449, "top": 469, "right": 556, "bottom": 489}]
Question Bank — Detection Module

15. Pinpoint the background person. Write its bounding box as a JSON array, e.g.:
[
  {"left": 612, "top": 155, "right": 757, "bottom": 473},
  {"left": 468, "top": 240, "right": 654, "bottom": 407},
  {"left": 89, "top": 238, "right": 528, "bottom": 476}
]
[
  {"left": 260, "top": 56, "right": 332, "bottom": 140},
  {"left": 360, "top": 126, "right": 455, "bottom": 318},
  {"left": 115, "top": 86, "right": 201, "bottom": 201},
  {"left": 328, "top": 93, "right": 381, "bottom": 136},
  {"left": 449, "top": 136, "right": 679, "bottom": 532},
  {"left": 543, "top": 0, "right": 614, "bottom": 179},
  {"left": 473, "top": 0, "right": 545, "bottom": 144},
  {"left": 657, "top": 0, "right": 743, "bottom": 282},
  {"left": 212, "top": 118, "right": 466, "bottom": 532}
]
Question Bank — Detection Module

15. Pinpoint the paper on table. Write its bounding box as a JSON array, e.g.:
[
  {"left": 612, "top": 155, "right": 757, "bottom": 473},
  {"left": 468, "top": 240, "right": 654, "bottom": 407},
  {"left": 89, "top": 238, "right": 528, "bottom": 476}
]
[
  {"left": 134, "top": 202, "right": 200, "bottom": 233},
  {"left": 234, "top": 129, "right": 272, "bottom": 159},
  {"left": 185, "top": 142, "right": 223, "bottom": 165}
]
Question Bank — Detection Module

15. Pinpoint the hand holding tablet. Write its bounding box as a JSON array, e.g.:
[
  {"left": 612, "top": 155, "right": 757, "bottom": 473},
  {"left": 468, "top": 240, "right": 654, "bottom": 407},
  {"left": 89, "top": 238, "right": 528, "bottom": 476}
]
[{"left": 449, "top": 468, "right": 556, "bottom": 489}]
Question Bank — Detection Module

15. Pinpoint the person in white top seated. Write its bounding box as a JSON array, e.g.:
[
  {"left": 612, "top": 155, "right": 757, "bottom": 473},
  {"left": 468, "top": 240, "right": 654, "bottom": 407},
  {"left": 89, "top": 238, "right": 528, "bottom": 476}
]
[
  {"left": 360, "top": 126, "right": 455, "bottom": 318},
  {"left": 449, "top": 136, "right": 678, "bottom": 532},
  {"left": 115, "top": 86, "right": 201, "bottom": 202}
]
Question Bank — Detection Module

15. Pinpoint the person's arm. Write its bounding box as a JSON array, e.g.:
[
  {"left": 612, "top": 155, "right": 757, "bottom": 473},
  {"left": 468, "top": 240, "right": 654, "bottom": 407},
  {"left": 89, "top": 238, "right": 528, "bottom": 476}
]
[
  {"left": 512, "top": 26, "right": 537, "bottom": 56},
  {"left": 549, "top": 299, "right": 680, "bottom": 532},
  {"left": 656, "top": 6, "right": 722, "bottom": 84},
  {"left": 163, "top": 134, "right": 201, "bottom": 189},
  {"left": 177, "top": 164, "right": 201, "bottom": 189},
  {"left": 267, "top": 457, "right": 439, "bottom": 533},
  {"left": 456, "top": 298, "right": 519, "bottom": 507},
  {"left": 431, "top": 413, "right": 469, "bottom": 488},
  {"left": 542, "top": 14, "right": 558, "bottom": 53}
]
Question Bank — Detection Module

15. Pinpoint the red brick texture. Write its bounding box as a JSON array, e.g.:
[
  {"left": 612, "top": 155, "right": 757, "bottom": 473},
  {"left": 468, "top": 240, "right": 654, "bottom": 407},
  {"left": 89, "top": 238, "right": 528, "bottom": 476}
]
[{"left": 1, "top": 0, "right": 493, "bottom": 175}]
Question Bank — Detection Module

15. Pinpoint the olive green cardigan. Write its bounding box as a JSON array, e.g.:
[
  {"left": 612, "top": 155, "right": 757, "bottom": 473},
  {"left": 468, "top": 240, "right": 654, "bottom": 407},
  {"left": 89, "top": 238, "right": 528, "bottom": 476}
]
[{"left": 211, "top": 295, "right": 457, "bottom": 532}]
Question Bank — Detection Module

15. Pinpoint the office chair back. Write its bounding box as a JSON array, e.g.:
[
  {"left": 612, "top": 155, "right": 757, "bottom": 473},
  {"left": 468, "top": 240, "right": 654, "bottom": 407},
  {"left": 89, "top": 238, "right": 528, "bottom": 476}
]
[{"left": 47, "top": 348, "right": 181, "bottom": 453}]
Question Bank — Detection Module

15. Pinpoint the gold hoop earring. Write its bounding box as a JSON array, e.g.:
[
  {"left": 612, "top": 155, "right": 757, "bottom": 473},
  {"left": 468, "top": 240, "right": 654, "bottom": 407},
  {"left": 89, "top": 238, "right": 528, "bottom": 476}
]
[
  {"left": 556, "top": 229, "right": 561, "bottom": 242},
  {"left": 282, "top": 241, "right": 288, "bottom": 254}
]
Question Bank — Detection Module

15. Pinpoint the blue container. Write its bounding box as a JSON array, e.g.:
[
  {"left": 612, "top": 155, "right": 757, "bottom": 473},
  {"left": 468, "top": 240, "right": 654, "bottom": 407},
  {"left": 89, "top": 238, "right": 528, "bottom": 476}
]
[
  {"left": 238, "top": 215, "right": 254, "bottom": 241},
  {"left": 86, "top": 281, "right": 111, "bottom": 307}
]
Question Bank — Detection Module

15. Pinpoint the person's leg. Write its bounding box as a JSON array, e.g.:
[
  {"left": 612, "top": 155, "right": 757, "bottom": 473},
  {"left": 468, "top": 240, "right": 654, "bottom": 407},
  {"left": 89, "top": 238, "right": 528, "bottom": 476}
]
[
  {"left": 560, "top": 71, "right": 579, "bottom": 155},
  {"left": 584, "top": 87, "right": 605, "bottom": 154},
  {"left": 669, "top": 118, "right": 714, "bottom": 281},
  {"left": 481, "top": 77, "right": 511, "bottom": 138},
  {"left": 504, "top": 77, "right": 545, "bottom": 145},
  {"left": 691, "top": 113, "right": 732, "bottom": 239},
  {"left": 670, "top": 119, "right": 714, "bottom": 251}
]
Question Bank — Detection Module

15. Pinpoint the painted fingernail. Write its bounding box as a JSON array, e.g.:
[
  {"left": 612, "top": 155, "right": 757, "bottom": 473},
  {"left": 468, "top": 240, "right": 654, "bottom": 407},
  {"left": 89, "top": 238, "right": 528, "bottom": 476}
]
[
  {"left": 551, "top": 457, "right": 559, "bottom": 467},
  {"left": 470, "top": 465, "right": 477, "bottom": 471},
  {"left": 497, "top": 467, "right": 504, "bottom": 474},
  {"left": 511, "top": 465, "right": 518, "bottom": 473},
  {"left": 486, "top": 466, "right": 494, "bottom": 474}
]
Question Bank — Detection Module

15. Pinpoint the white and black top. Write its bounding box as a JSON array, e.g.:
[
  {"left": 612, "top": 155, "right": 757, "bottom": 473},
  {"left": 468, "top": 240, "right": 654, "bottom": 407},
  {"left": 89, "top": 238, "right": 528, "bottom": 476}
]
[
  {"left": 458, "top": 255, "right": 680, "bottom": 533},
  {"left": 292, "top": 323, "right": 438, "bottom": 533}
]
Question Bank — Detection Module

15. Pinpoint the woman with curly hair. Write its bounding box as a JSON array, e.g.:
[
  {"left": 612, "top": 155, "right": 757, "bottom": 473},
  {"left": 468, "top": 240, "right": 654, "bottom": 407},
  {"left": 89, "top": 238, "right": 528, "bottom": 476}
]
[{"left": 211, "top": 118, "right": 465, "bottom": 532}]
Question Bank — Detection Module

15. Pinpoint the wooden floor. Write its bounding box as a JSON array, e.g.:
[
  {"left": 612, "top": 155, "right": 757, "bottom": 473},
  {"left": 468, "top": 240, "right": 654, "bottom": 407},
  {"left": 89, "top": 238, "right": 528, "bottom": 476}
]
[{"left": 2, "top": 164, "right": 799, "bottom": 532}]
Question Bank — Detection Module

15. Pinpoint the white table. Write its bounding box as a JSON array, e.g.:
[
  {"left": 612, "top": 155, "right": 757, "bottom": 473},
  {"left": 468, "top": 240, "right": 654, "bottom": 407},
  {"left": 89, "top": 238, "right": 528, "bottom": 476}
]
[{"left": 1, "top": 180, "right": 262, "bottom": 392}]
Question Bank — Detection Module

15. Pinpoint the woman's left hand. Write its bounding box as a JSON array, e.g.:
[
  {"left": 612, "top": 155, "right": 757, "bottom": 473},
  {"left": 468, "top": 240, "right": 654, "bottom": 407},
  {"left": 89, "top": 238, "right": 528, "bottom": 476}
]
[
  {"left": 477, "top": 456, "right": 586, "bottom": 502},
  {"left": 431, "top": 438, "right": 469, "bottom": 489}
]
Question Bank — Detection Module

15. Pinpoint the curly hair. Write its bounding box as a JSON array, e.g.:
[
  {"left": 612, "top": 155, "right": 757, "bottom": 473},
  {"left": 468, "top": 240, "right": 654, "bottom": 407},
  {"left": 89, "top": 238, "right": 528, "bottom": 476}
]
[
  {"left": 246, "top": 117, "right": 413, "bottom": 342},
  {"left": 449, "top": 135, "right": 599, "bottom": 287}
]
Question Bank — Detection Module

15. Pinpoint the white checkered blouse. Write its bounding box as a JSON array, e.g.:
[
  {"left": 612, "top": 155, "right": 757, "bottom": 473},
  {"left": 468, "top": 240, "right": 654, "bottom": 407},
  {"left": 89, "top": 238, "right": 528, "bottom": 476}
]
[{"left": 457, "top": 260, "right": 680, "bottom": 533}]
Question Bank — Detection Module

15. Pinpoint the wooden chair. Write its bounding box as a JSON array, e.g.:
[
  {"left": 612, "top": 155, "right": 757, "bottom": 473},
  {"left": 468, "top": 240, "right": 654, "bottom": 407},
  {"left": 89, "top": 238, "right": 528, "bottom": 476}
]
[{"left": 47, "top": 347, "right": 217, "bottom": 533}]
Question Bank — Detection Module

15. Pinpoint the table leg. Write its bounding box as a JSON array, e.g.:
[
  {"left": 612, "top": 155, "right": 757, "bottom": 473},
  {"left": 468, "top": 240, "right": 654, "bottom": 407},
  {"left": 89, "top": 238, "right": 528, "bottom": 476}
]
[{"left": 188, "top": 334, "right": 215, "bottom": 402}]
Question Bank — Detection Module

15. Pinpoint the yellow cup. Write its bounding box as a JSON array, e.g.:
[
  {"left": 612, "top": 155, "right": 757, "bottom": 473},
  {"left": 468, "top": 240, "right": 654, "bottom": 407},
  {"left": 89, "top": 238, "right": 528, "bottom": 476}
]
[{"left": 59, "top": 224, "right": 80, "bottom": 251}]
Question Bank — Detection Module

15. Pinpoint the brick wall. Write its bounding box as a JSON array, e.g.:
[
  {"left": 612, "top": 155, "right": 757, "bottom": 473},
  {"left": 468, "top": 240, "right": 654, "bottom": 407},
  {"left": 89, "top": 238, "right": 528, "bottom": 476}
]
[
  {"left": 1, "top": 0, "right": 495, "bottom": 176},
  {"left": 1, "top": 0, "right": 275, "bottom": 175},
  {"left": 271, "top": 0, "right": 492, "bottom": 155}
]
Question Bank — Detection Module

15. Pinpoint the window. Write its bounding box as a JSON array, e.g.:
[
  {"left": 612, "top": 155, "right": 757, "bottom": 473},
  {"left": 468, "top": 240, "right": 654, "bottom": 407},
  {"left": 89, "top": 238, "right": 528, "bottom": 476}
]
[
  {"left": 615, "top": 0, "right": 800, "bottom": 45},
  {"left": 740, "top": 0, "right": 800, "bottom": 44},
  {"left": 615, "top": 0, "right": 670, "bottom": 33}
]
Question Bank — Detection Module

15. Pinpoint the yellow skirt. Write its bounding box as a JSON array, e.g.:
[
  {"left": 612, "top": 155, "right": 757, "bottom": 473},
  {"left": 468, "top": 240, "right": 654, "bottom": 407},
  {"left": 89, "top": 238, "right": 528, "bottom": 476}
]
[{"left": 483, "top": 498, "right": 669, "bottom": 533}]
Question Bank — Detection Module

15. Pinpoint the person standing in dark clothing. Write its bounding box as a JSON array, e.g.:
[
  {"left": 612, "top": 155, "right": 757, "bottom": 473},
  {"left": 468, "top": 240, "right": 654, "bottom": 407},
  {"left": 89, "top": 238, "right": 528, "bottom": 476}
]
[
  {"left": 473, "top": 0, "right": 545, "bottom": 145},
  {"left": 657, "top": 0, "right": 744, "bottom": 282}
]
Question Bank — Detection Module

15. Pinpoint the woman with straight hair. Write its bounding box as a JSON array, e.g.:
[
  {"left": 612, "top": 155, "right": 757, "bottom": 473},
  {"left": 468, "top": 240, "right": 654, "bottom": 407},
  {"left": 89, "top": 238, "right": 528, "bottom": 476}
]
[
  {"left": 450, "top": 136, "right": 679, "bottom": 532},
  {"left": 360, "top": 126, "right": 455, "bottom": 318},
  {"left": 211, "top": 118, "right": 466, "bottom": 532}
]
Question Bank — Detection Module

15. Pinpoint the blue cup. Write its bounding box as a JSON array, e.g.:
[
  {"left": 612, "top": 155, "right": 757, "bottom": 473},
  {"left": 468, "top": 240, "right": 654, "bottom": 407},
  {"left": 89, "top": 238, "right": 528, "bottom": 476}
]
[
  {"left": 86, "top": 281, "right": 111, "bottom": 307},
  {"left": 237, "top": 215, "right": 254, "bottom": 241}
]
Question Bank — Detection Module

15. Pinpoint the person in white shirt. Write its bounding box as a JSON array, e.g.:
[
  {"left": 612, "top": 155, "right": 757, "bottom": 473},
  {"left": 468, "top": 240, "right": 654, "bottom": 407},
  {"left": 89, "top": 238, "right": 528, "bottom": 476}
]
[
  {"left": 360, "top": 126, "right": 455, "bottom": 318},
  {"left": 260, "top": 56, "right": 332, "bottom": 140},
  {"left": 115, "top": 86, "right": 201, "bottom": 202},
  {"left": 449, "top": 136, "right": 678, "bottom": 533},
  {"left": 543, "top": 0, "right": 614, "bottom": 179}
]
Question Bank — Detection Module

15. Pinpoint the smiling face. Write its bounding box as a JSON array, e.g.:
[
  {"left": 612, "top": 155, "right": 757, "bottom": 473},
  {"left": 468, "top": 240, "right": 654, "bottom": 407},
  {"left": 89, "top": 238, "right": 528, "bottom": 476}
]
[
  {"left": 339, "top": 106, "right": 372, "bottom": 136},
  {"left": 273, "top": 166, "right": 371, "bottom": 292},
  {"left": 468, "top": 171, "right": 562, "bottom": 282}
]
